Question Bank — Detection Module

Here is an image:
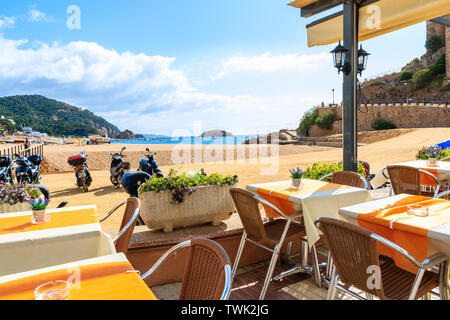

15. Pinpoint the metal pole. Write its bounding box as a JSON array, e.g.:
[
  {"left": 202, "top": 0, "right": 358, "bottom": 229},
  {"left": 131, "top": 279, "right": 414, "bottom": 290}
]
[{"left": 342, "top": 0, "right": 358, "bottom": 172}]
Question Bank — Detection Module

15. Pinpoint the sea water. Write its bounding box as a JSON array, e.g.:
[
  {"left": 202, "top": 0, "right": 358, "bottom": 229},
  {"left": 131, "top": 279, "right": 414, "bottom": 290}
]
[{"left": 110, "top": 135, "right": 256, "bottom": 145}]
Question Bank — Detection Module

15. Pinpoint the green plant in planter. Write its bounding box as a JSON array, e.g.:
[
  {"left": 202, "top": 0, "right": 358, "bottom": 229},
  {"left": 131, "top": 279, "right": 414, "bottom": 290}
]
[
  {"left": 0, "top": 181, "right": 31, "bottom": 206},
  {"left": 26, "top": 187, "right": 49, "bottom": 210},
  {"left": 303, "top": 162, "right": 366, "bottom": 182},
  {"left": 138, "top": 168, "right": 238, "bottom": 204},
  {"left": 289, "top": 167, "right": 305, "bottom": 179},
  {"left": 416, "top": 146, "right": 450, "bottom": 160}
]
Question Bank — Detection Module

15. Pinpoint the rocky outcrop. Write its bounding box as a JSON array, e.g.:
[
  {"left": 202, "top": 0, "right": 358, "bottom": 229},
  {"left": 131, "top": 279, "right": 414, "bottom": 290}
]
[
  {"left": 243, "top": 130, "right": 299, "bottom": 144},
  {"left": 115, "top": 129, "right": 136, "bottom": 139},
  {"left": 201, "top": 130, "right": 232, "bottom": 137}
]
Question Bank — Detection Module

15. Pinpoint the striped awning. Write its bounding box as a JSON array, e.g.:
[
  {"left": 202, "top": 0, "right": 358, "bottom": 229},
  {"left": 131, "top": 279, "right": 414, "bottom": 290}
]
[{"left": 288, "top": 0, "right": 450, "bottom": 47}]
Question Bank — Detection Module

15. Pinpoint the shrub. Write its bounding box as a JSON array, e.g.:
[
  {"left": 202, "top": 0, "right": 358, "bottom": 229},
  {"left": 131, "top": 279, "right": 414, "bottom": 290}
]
[
  {"left": 299, "top": 107, "right": 319, "bottom": 133},
  {"left": 416, "top": 146, "right": 450, "bottom": 160},
  {"left": 430, "top": 54, "right": 446, "bottom": 75},
  {"left": 425, "top": 35, "right": 445, "bottom": 53},
  {"left": 138, "top": 168, "right": 238, "bottom": 204},
  {"left": 400, "top": 70, "right": 413, "bottom": 81},
  {"left": 315, "top": 110, "right": 336, "bottom": 130},
  {"left": 303, "top": 162, "right": 366, "bottom": 182},
  {"left": 371, "top": 119, "right": 397, "bottom": 131},
  {"left": 412, "top": 68, "right": 433, "bottom": 90}
]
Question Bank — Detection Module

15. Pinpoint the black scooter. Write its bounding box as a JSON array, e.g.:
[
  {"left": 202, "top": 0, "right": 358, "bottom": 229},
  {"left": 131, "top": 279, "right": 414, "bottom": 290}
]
[
  {"left": 109, "top": 147, "right": 130, "bottom": 187},
  {"left": 67, "top": 150, "right": 92, "bottom": 192},
  {"left": 0, "top": 156, "right": 14, "bottom": 183},
  {"left": 14, "top": 154, "right": 42, "bottom": 184},
  {"left": 139, "top": 148, "right": 163, "bottom": 178}
]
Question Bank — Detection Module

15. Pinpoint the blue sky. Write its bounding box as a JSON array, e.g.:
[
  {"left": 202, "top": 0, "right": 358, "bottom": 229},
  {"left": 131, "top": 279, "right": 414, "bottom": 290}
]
[{"left": 0, "top": 1, "right": 426, "bottom": 135}]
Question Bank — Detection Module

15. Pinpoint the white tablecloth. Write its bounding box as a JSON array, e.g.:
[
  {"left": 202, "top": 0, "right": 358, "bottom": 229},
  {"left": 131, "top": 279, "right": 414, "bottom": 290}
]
[{"left": 0, "top": 205, "right": 116, "bottom": 276}]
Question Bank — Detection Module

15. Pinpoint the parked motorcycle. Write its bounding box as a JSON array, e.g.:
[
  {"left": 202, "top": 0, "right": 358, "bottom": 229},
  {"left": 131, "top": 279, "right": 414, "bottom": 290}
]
[
  {"left": 138, "top": 148, "right": 163, "bottom": 178},
  {"left": 0, "top": 156, "right": 14, "bottom": 183},
  {"left": 109, "top": 147, "right": 130, "bottom": 187},
  {"left": 68, "top": 151, "right": 92, "bottom": 192},
  {"left": 34, "top": 184, "right": 68, "bottom": 208},
  {"left": 14, "top": 153, "right": 42, "bottom": 184}
]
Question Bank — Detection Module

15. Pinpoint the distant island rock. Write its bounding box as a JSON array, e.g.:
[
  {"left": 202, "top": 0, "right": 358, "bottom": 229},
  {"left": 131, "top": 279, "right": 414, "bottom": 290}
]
[
  {"left": 201, "top": 130, "right": 232, "bottom": 137},
  {"left": 115, "top": 129, "right": 136, "bottom": 139},
  {"left": 135, "top": 134, "right": 145, "bottom": 139}
]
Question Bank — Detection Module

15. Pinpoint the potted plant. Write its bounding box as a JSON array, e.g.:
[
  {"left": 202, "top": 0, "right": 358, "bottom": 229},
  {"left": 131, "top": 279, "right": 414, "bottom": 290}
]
[
  {"left": 138, "top": 169, "right": 238, "bottom": 232},
  {"left": 425, "top": 146, "right": 441, "bottom": 166},
  {"left": 289, "top": 167, "right": 305, "bottom": 188},
  {"left": 0, "top": 181, "right": 31, "bottom": 214},
  {"left": 27, "top": 188, "right": 50, "bottom": 224}
]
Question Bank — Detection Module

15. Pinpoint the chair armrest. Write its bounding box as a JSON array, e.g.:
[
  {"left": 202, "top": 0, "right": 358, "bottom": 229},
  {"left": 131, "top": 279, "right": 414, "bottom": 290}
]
[
  {"left": 435, "top": 190, "right": 450, "bottom": 199},
  {"left": 141, "top": 240, "right": 192, "bottom": 280},
  {"left": 113, "top": 206, "right": 140, "bottom": 243},
  {"left": 252, "top": 194, "right": 302, "bottom": 220},
  {"left": 370, "top": 233, "right": 436, "bottom": 270},
  {"left": 99, "top": 200, "right": 127, "bottom": 222},
  {"left": 441, "top": 156, "right": 450, "bottom": 162},
  {"left": 421, "top": 253, "right": 448, "bottom": 269},
  {"left": 319, "top": 173, "right": 333, "bottom": 182}
]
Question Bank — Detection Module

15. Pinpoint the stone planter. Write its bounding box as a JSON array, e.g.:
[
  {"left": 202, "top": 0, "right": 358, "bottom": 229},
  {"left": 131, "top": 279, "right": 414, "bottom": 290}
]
[
  {"left": 0, "top": 202, "right": 30, "bottom": 214},
  {"left": 140, "top": 184, "right": 237, "bottom": 232}
]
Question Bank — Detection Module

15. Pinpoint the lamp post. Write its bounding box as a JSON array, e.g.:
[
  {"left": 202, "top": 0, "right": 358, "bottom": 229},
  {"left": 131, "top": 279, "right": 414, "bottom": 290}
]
[
  {"left": 332, "top": 88, "right": 335, "bottom": 105},
  {"left": 331, "top": 34, "right": 370, "bottom": 172},
  {"left": 404, "top": 82, "right": 408, "bottom": 103}
]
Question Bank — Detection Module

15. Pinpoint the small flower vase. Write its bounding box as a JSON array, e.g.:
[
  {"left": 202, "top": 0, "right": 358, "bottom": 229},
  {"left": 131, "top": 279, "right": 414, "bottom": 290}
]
[
  {"left": 292, "top": 178, "right": 302, "bottom": 188},
  {"left": 427, "top": 158, "right": 438, "bottom": 166},
  {"left": 32, "top": 209, "right": 49, "bottom": 224}
]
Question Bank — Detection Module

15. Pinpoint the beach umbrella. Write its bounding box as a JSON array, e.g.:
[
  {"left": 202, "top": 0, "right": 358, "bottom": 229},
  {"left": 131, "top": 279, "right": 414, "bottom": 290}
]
[{"left": 288, "top": 0, "right": 450, "bottom": 171}]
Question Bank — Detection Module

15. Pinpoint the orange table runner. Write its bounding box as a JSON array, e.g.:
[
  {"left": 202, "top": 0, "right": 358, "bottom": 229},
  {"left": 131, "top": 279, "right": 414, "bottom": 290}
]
[
  {"left": 0, "top": 261, "right": 156, "bottom": 300},
  {"left": 256, "top": 180, "right": 350, "bottom": 218},
  {"left": 357, "top": 196, "right": 450, "bottom": 273},
  {"left": 0, "top": 207, "right": 98, "bottom": 235}
]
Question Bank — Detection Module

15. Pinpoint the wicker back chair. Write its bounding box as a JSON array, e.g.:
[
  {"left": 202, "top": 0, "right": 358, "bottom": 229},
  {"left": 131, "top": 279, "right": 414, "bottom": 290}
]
[
  {"left": 315, "top": 218, "right": 443, "bottom": 300},
  {"left": 387, "top": 165, "right": 440, "bottom": 197},
  {"left": 441, "top": 156, "right": 450, "bottom": 162},
  {"left": 229, "top": 188, "right": 307, "bottom": 300},
  {"left": 141, "top": 239, "right": 232, "bottom": 300},
  {"left": 100, "top": 197, "right": 140, "bottom": 254},
  {"left": 319, "top": 171, "right": 368, "bottom": 189}
]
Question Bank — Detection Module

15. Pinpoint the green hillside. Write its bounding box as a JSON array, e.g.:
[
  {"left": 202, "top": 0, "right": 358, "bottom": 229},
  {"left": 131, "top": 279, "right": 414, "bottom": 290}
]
[{"left": 0, "top": 95, "right": 120, "bottom": 137}]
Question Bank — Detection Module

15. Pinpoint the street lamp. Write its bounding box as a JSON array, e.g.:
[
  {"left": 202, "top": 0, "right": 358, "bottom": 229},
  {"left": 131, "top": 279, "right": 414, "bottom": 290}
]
[
  {"left": 332, "top": 88, "right": 335, "bottom": 105},
  {"left": 357, "top": 45, "right": 370, "bottom": 76},
  {"left": 330, "top": 41, "right": 348, "bottom": 75},
  {"left": 331, "top": 42, "right": 370, "bottom": 76},
  {"left": 404, "top": 82, "right": 408, "bottom": 103}
]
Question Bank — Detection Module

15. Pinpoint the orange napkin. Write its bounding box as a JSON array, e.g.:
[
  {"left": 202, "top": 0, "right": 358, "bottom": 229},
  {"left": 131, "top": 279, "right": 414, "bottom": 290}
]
[
  {"left": 0, "top": 207, "right": 99, "bottom": 235},
  {"left": 0, "top": 261, "right": 156, "bottom": 300},
  {"left": 357, "top": 196, "right": 450, "bottom": 273},
  {"left": 256, "top": 180, "right": 349, "bottom": 218}
]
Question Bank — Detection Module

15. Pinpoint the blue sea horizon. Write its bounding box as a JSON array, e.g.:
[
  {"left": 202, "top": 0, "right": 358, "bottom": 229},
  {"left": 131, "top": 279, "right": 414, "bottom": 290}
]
[{"left": 110, "top": 134, "right": 256, "bottom": 145}]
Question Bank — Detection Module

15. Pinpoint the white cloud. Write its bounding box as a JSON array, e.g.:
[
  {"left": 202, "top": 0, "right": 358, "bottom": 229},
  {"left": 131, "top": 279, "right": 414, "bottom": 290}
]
[
  {"left": 28, "top": 5, "right": 56, "bottom": 23},
  {"left": 0, "top": 16, "right": 16, "bottom": 29},
  {"left": 215, "top": 52, "right": 329, "bottom": 79},
  {"left": 0, "top": 35, "right": 330, "bottom": 134}
]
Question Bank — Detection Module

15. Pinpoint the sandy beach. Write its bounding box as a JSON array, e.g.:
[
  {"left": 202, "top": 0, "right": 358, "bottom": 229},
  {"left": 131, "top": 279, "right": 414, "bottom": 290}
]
[{"left": 36, "top": 127, "right": 449, "bottom": 232}]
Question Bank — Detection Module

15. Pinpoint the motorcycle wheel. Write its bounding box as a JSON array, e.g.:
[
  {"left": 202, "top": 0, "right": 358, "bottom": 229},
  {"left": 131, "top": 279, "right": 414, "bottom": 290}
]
[
  {"left": 155, "top": 173, "right": 164, "bottom": 178},
  {"left": 110, "top": 176, "right": 119, "bottom": 187},
  {"left": 82, "top": 180, "right": 89, "bottom": 192}
]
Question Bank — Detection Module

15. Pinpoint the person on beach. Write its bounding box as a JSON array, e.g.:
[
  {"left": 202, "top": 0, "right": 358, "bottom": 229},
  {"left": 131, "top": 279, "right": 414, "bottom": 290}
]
[{"left": 24, "top": 138, "right": 30, "bottom": 156}]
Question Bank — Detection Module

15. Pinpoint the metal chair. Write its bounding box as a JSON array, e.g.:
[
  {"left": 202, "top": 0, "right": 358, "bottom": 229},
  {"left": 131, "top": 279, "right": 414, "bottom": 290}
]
[
  {"left": 319, "top": 171, "right": 369, "bottom": 189},
  {"left": 141, "top": 239, "right": 232, "bottom": 300},
  {"left": 434, "top": 190, "right": 450, "bottom": 200},
  {"left": 386, "top": 165, "right": 441, "bottom": 198},
  {"left": 229, "top": 188, "right": 307, "bottom": 300},
  {"left": 100, "top": 197, "right": 140, "bottom": 254},
  {"left": 315, "top": 217, "right": 445, "bottom": 300},
  {"left": 441, "top": 156, "right": 450, "bottom": 162}
]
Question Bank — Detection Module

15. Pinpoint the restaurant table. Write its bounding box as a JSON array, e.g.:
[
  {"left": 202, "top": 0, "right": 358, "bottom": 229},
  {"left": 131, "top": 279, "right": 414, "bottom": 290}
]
[
  {"left": 339, "top": 194, "right": 450, "bottom": 299},
  {"left": 246, "top": 179, "right": 372, "bottom": 286},
  {"left": 0, "top": 205, "right": 116, "bottom": 277},
  {"left": 246, "top": 179, "right": 373, "bottom": 248},
  {"left": 0, "top": 253, "right": 157, "bottom": 300}
]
